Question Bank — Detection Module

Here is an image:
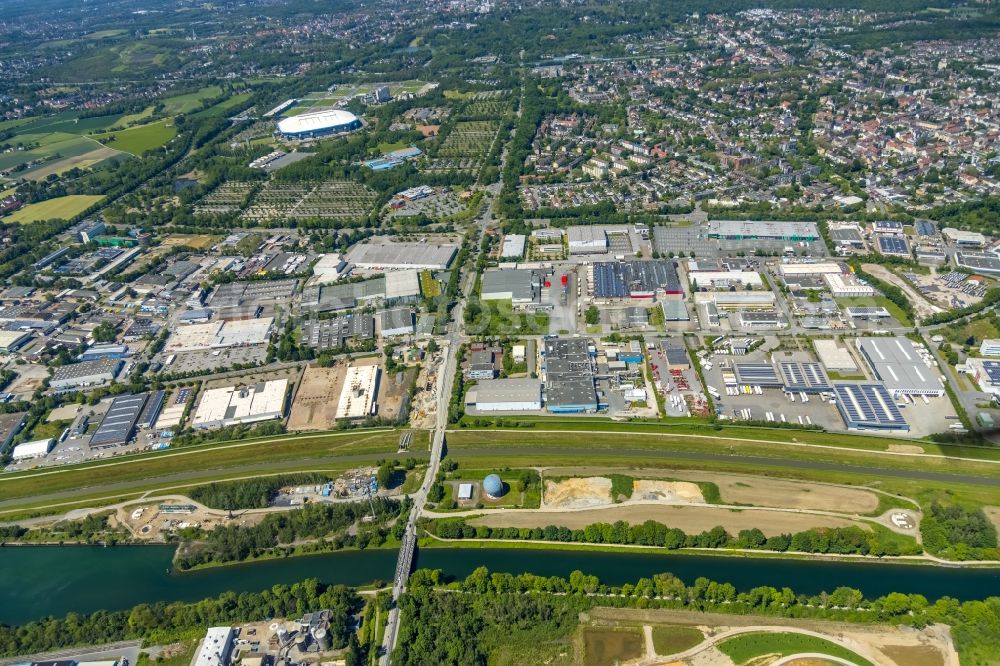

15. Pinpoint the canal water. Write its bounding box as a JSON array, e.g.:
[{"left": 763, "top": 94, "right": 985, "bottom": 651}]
[{"left": 1, "top": 545, "right": 998, "bottom": 625}]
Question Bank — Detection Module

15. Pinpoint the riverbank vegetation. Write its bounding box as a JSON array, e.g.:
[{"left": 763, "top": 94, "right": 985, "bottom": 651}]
[
  {"left": 0, "top": 580, "right": 362, "bottom": 658},
  {"left": 920, "top": 501, "right": 998, "bottom": 561},
  {"left": 393, "top": 567, "right": 1000, "bottom": 665},
  {"left": 421, "top": 517, "right": 921, "bottom": 558},
  {"left": 175, "top": 497, "right": 410, "bottom": 570}
]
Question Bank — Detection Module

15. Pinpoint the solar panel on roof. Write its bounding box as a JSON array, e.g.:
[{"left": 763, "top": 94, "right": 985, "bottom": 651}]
[
  {"left": 878, "top": 236, "right": 908, "bottom": 254},
  {"left": 833, "top": 383, "right": 906, "bottom": 430}
]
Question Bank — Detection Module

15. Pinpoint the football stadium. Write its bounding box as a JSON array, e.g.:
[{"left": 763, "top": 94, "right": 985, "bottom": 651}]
[{"left": 277, "top": 109, "right": 363, "bottom": 139}]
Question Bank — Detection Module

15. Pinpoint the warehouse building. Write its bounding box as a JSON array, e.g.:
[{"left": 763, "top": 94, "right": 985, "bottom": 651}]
[
  {"left": 466, "top": 378, "right": 543, "bottom": 411},
  {"left": 942, "top": 228, "right": 986, "bottom": 248},
  {"left": 90, "top": 392, "right": 156, "bottom": 449},
  {"left": 659, "top": 339, "right": 690, "bottom": 369},
  {"left": 955, "top": 251, "right": 1000, "bottom": 275},
  {"left": 591, "top": 260, "right": 682, "bottom": 299},
  {"left": 164, "top": 317, "right": 273, "bottom": 353},
  {"left": 833, "top": 383, "right": 909, "bottom": 432},
  {"left": 335, "top": 365, "right": 380, "bottom": 419},
  {"left": 0, "top": 330, "right": 31, "bottom": 353},
  {"left": 79, "top": 344, "right": 129, "bottom": 362},
  {"left": 856, "top": 337, "right": 943, "bottom": 397},
  {"left": 380, "top": 308, "right": 415, "bottom": 337},
  {"left": 500, "top": 234, "right": 526, "bottom": 259},
  {"left": 346, "top": 241, "right": 456, "bottom": 270},
  {"left": 543, "top": 337, "right": 599, "bottom": 413},
  {"left": 777, "top": 361, "right": 832, "bottom": 393},
  {"left": 10, "top": 438, "right": 54, "bottom": 461},
  {"left": 480, "top": 269, "right": 543, "bottom": 305},
  {"left": 192, "top": 379, "right": 288, "bottom": 429},
  {"left": 301, "top": 316, "right": 374, "bottom": 351},
  {"left": 823, "top": 273, "right": 875, "bottom": 297},
  {"left": 567, "top": 226, "right": 608, "bottom": 255},
  {"left": 735, "top": 310, "right": 783, "bottom": 330},
  {"left": 694, "top": 291, "right": 776, "bottom": 310},
  {"left": 778, "top": 262, "right": 844, "bottom": 277},
  {"left": 0, "top": 412, "right": 27, "bottom": 454},
  {"left": 50, "top": 359, "right": 122, "bottom": 390},
  {"left": 708, "top": 220, "right": 819, "bottom": 241},
  {"left": 733, "top": 363, "right": 782, "bottom": 388}
]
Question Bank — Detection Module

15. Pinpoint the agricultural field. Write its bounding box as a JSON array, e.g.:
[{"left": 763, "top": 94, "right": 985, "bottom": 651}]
[
  {"left": 194, "top": 181, "right": 256, "bottom": 215},
  {"left": 160, "top": 86, "right": 224, "bottom": 114},
  {"left": 0, "top": 130, "right": 123, "bottom": 180},
  {"left": 242, "top": 180, "right": 377, "bottom": 224},
  {"left": 92, "top": 119, "right": 177, "bottom": 155},
  {"left": 424, "top": 120, "right": 500, "bottom": 173},
  {"left": 3, "top": 194, "right": 104, "bottom": 223}
]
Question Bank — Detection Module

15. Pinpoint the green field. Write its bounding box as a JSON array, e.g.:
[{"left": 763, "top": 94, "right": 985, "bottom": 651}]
[
  {"left": 651, "top": 625, "right": 704, "bottom": 654},
  {"left": 836, "top": 296, "right": 913, "bottom": 327},
  {"left": 717, "top": 631, "right": 873, "bottom": 665},
  {"left": 93, "top": 119, "right": 176, "bottom": 155},
  {"left": 4, "top": 194, "right": 104, "bottom": 223},
  {"left": 161, "top": 86, "right": 223, "bottom": 114}
]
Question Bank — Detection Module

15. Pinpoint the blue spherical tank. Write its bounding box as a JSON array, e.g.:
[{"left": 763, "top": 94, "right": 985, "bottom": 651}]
[{"left": 483, "top": 473, "right": 504, "bottom": 498}]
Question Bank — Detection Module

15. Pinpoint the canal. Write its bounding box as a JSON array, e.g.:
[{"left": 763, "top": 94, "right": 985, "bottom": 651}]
[{"left": 1, "top": 545, "right": 999, "bottom": 625}]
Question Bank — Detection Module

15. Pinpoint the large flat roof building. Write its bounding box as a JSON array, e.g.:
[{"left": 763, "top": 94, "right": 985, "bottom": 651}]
[
  {"left": 591, "top": 260, "right": 682, "bottom": 299},
  {"left": 10, "top": 438, "right": 54, "bottom": 461},
  {"left": 567, "top": 226, "right": 608, "bottom": 254},
  {"left": 481, "top": 269, "right": 543, "bottom": 305},
  {"left": 346, "top": 242, "right": 456, "bottom": 270},
  {"left": 543, "top": 338, "right": 598, "bottom": 413},
  {"left": 466, "top": 378, "right": 542, "bottom": 411},
  {"left": 833, "top": 383, "right": 908, "bottom": 431},
  {"left": 90, "top": 392, "right": 155, "bottom": 449},
  {"left": 194, "top": 627, "right": 235, "bottom": 666},
  {"left": 708, "top": 220, "right": 819, "bottom": 241},
  {"left": 335, "top": 365, "right": 380, "bottom": 419},
  {"left": 380, "top": 308, "right": 415, "bottom": 337},
  {"left": 192, "top": 379, "right": 288, "bottom": 430},
  {"left": 50, "top": 359, "right": 122, "bottom": 390},
  {"left": 164, "top": 317, "right": 273, "bottom": 352},
  {"left": 856, "top": 337, "right": 943, "bottom": 397},
  {"left": 500, "top": 234, "right": 526, "bottom": 259}
]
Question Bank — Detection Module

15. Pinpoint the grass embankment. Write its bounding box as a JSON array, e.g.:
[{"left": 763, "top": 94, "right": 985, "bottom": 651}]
[
  {"left": 0, "top": 429, "right": 420, "bottom": 517},
  {"left": 717, "top": 631, "right": 874, "bottom": 666},
  {"left": 651, "top": 625, "right": 703, "bottom": 654}
]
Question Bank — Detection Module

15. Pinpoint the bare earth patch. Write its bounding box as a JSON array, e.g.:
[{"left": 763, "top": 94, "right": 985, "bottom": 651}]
[
  {"left": 983, "top": 506, "right": 1000, "bottom": 535},
  {"left": 544, "top": 467, "right": 880, "bottom": 514},
  {"left": 887, "top": 444, "right": 924, "bottom": 454},
  {"left": 633, "top": 480, "right": 704, "bottom": 503},
  {"left": 470, "top": 505, "right": 868, "bottom": 536},
  {"left": 544, "top": 477, "right": 612, "bottom": 508},
  {"left": 287, "top": 364, "right": 347, "bottom": 431}
]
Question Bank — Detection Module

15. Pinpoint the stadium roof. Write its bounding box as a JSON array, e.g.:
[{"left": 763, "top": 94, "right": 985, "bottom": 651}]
[
  {"left": 277, "top": 109, "right": 360, "bottom": 135},
  {"left": 833, "top": 383, "right": 908, "bottom": 430}
]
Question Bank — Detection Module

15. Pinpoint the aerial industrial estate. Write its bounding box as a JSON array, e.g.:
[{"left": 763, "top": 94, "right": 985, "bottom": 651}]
[{"left": 1, "top": 0, "right": 1000, "bottom": 665}]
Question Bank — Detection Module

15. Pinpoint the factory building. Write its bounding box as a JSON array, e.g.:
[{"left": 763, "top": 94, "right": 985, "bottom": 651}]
[
  {"left": 708, "top": 220, "right": 819, "bottom": 241},
  {"left": 301, "top": 316, "right": 375, "bottom": 351},
  {"left": 567, "top": 226, "right": 608, "bottom": 255},
  {"left": 380, "top": 308, "right": 415, "bottom": 338},
  {"left": 856, "top": 337, "right": 943, "bottom": 397},
  {"left": 693, "top": 291, "right": 776, "bottom": 310},
  {"left": 543, "top": 338, "right": 599, "bottom": 413},
  {"left": 79, "top": 344, "right": 129, "bottom": 362},
  {"left": 192, "top": 379, "right": 289, "bottom": 430},
  {"left": 466, "top": 378, "right": 543, "bottom": 411},
  {"left": 0, "top": 330, "right": 31, "bottom": 353},
  {"left": 49, "top": 359, "right": 122, "bottom": 390},
  {"left": 164, "top": 318, "right": 274, "bottom": 353},
  {"left": 942, "top": 227, "right": 986, "bottom": 248},
  {"left": 10, "top": 438, "right": 54, "bottom": 461},
  {"left": 335, "top": 365, "right": 380, "bottom": 419},
  {"left": 833, "top": 383, "right": 909, "bottom": 432},
  {"left": 90, "top": 393, "right": 149, "bottom": 449},
  {"left": 813, "top": 339, "right": 858, "bottom": 373},
  {"left": 500, "top": 234, "right": 526, "bottom": 259},
  {"left": 345, "top": 241, "right": 457, "bottom": 270},
  {"left": 480, "top": 269, "right": 544, "bottom": 306},
  {"left": 823, "top": 272, "right": 874, "bottom": 297},
  {"left": 591, "top": 260, "right": 682, "bottom": 300}
]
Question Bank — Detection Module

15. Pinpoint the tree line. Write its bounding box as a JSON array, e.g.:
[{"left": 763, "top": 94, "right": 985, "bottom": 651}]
[
  {"left": 422, "top": 517, "right": 920, "bottom": 557},
  {"left": 189, "top": 473, "right": 331, "bottom": 511}
]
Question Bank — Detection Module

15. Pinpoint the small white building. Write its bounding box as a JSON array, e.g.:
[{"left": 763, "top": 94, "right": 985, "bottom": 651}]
[
  {"left": 823, "top": 272, "right": 875, "bottom": 297},
  {"left": 11, "top": 438, "right": 54, "bottom": 461},
  {"left": 980, "top": 339, "right": 1000, "bottom": 357},
  {"left": 195, "top": 627, "right": 235, "bottom": 666}
]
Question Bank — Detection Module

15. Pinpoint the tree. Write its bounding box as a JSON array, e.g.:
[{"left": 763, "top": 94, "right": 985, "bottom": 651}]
[{"left": 585, "top": 305, "right": 600, "bottom": 325}]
